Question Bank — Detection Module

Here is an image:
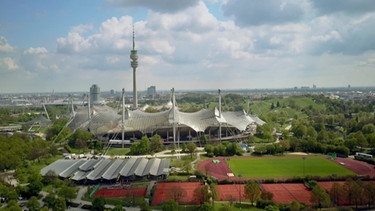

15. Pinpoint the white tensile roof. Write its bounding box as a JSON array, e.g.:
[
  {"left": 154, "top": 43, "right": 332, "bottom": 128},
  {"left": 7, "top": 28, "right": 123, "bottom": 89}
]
[{"left": 68, "top": 105, "right": 264, "bottom": 135}]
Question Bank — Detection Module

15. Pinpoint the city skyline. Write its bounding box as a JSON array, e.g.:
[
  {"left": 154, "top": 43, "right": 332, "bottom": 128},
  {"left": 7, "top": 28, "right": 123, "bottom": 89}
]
[{"left": 1, "top": 0, "right": 375, "bottom": 93}]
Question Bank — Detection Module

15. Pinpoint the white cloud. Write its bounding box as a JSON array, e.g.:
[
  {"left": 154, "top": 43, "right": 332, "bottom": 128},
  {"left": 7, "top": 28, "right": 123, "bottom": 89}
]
[
  {"left": 57, "top": 32, "right": 92, "bottom": 53},
  {"left": 222, "top": 0, "right": 309, "bottom": 26},
  {"left": 312, "top": 0, "right": 375, "bottom": 15},
  {"left": 24, "top": 47, "right": 48, "bottom": 54},
  {"left": 0, "top": 36, "right": 15, "bottom": 53},
  {"left": 0, "top": 57, "right": 19, "bottom": 71},
  {"left": 71, "top": 24, "right": 94, "bottom": 34}
]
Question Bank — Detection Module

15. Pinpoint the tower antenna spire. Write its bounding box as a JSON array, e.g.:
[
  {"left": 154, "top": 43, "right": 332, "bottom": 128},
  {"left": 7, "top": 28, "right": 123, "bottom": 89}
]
[
  {"left": 132, "top": 25, "right": 135, "bottom": 50},
  {"left": 130, "top": 24, "right": 139, "bottom": 108}
]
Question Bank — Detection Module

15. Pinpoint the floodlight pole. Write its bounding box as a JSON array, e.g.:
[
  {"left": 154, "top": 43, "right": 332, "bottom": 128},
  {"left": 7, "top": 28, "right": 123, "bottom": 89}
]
[
  {"left": 302, "top": 157, "right": 306, "bottom": 177},
  {"left": 218, "top": 89, "right": 222, "bottom": 143},
  {"left": 171, "top": 88, "right": 177, "bottom": 150},
  {"left": 239, "top": 173, "right": 242, "bottom": 206},
  {"left": 122, "top": 88, "right": 125, "bottom": 148}
]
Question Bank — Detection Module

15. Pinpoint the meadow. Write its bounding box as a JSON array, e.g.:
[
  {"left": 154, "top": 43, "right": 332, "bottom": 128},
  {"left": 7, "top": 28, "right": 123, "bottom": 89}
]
[{"left": 227, "top": 156, "right": 355, "bottom": 179}]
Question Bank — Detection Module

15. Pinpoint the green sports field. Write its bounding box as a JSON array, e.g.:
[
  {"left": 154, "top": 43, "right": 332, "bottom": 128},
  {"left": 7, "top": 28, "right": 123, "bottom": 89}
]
[{"left": 227, "top": 156, "right": 355, "bottom": 179}]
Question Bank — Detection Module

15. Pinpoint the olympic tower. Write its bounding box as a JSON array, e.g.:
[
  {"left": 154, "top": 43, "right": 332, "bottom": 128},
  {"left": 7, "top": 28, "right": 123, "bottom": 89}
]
[{"left": 130, "top": 26, "right": 138, "bottom": 108}]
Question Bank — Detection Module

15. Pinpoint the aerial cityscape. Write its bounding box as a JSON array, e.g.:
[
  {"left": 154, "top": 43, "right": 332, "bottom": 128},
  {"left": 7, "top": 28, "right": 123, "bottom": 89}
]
[{"left": 1, "top": 0, "right": 375, "bottom": 211}]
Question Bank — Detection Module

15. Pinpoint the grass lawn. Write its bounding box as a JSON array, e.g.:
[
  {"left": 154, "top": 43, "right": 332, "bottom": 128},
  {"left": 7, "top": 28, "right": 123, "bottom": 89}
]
[
  {"left": 105, "top": 147, "right": 130, "bottom": 156},
  {"left": 227, "top": 156, "right": 355, "bottom": 178}
]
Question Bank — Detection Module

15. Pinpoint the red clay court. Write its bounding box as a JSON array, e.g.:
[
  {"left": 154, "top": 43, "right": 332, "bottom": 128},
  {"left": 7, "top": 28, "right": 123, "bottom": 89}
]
[
  {"left": 262, "top": 183, "right": 312, "bottom": 205},
  {"left": 94, "top": 187, "right": 146, "bottom": 198},
  {"left": 216, "top": 183, "right": 312, "bottom": 205},
  {"left": 152, "top": 182, "right": 202, "bottom": 206},
  {"left": 216, "top": 184, "right": 246, "bottom": 201}
]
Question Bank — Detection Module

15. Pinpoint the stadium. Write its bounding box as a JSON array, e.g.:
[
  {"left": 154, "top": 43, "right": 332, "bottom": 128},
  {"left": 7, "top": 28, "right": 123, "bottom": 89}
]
[{"left": 67, "top": 92, "right": 265, "bottom": 146}]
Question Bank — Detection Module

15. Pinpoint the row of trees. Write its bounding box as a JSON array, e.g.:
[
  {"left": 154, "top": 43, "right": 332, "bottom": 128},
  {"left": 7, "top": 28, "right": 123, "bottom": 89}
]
[
  {"left": 0, "top": 133, "right": 59, "bottom": 171},
  {"left": 204, "top": 142, "right": 242, "bottom": 157},
  {"left": 250, "top": 95, "right": 375, "bottom": 157},
  {"left": 129, "top": 135, "right": 164, "bottom": 155},
  {"left": 0, "top": 107, "right": 40, "bottom": 125},
  {"left": 308, "top": 179, "right": 375, "bottom": 209},
  {"left": 160, "top": 180, "right": 272, "bottom": 211}
]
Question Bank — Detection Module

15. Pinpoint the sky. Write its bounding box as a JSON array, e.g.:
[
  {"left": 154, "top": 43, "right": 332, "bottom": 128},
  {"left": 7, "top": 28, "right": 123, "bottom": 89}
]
[{"left": 1, "top": 0, "right": 375, "bottom": 93}]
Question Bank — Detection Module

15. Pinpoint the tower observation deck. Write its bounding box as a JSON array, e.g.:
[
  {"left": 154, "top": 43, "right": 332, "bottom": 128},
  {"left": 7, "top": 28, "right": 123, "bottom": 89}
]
[{"left": 130, "top": 26, "right": 138, "bottom": 108}]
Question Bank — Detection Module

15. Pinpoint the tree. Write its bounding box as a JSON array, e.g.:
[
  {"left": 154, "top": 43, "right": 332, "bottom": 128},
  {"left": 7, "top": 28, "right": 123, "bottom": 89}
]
[
  {"left": 270, "top": 102, "right": 275, "bottom": 110},
  {"left": 363, "top": 182, "right": 375, "bottom": 209},
  {"left": 113, "top": 204, "right": 123, "bottom": 211},
  {"left": 6, "top": 200, "right": 22, "bottom": 211},
  {"left": 138, "top": 199, "right": 151, "bottom": 211},
  {"left": 343, "top": 178, "right": 355, "bottom": 205},
  {"left": 348, "top": 131, "right": 368, "bottom": 147},
  {"left": 226, "top": 142, "right": 240, "bottom": 156},
  {"left": 261, "top": 190, "right": 274, "bottom": 201},
  {"left": 253, "top": 144, "right": 267, "bottom": 155},
  {"left": 58, "top": 185, "right": 77, "bottom": 203},
  {"left": 199, "top": 202, "right": 214, "bottom": 211},
  {"left": 213, "top": 143, "right": 226, "bottom": 156},
  {"left": 71, "top": 129, "right": 93, "bottom": 144},
  {"left": 168, "top": 186, "right": 185, "bottom": 204},
  {"left": 92, "top": 196, "right": 106, "bottom": 211},
  {"left": 162, "top": 199, "right": 179, "bottom": 211},
  {"left": 42, "top": 170, "right": 58, "bottom": 185},
  {"left": 150, "top": 134, "right": 164, "bottom": 153},
  {"left": 186, "top": 142, "right": 197, "bottom": 159},
  {"left": 362, "top": 123, "right": 375, "bottom": 134},
  {"left": 53, "top": 197, "right": 66, "bottom": 211},
  {"left": 27, "top": 177, "right": 43, "bottom": 197},
  {"left": 200, "top": 134, "right": 208, "bottom": 145},
  {"left": 329, "top": 182, "right": 343, "bottom": 206},
  {"left": 43, "top": 193, "right": 57, "bottom": 208},
  {"left": 27, "top": 196, "right": 40, "bottom": 211},
  {"left": 256, "top": 124, "right": 273, "bottom": 140},
  {"left": 28, "top": 139, "right": 48, "bottom": 162},
  {"left": 145, "top": 106, "right": 158, "bottom": 113},
  {"left": 351, "top": 180, "right": 364, "bottom": 209},
  {"left": 310, "top": 185, "right": 331, "bottom": 208},
  {"left": 292, "top": 124, "right": 307, "bottom": 139},
  {"left": 182, "top": 160, "right": 192, "bottom": 174},
  {"left": 306, "top": 126, "right": 317, "bottom": 140},
  {"left": 138, "top": 136, "right": 151, "bottom": 154},
  {"left": 204, "top": 144, "right": 214, "bottom": 157},
  {"left": 209, "top": 183, "right": 218, "bottom": 206},
  {"left": 75, "top": 139, "right": 88, "bottom": 152},
  {"left": 244, "top": 180, "right": 261, "bottom": 205},
  {"left": 181, "top": 143, "right": 187, "bottom": 153},
  {"left": 194, "top": 185, "right": 210, "bottom": 205},
  {"left": 130, "top": 136, "right": 151, "bottom": 155},
  {"left": 289, "top": 201, "right": 302, "bottom": 211}
]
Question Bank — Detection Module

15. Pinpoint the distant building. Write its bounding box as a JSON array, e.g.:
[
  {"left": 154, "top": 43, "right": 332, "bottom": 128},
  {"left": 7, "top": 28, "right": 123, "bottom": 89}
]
[
  {"left": 90, "top": 84, "right": 100, "bottom": 105},
  {"left": 147, "top": 86, "right": 156, "bottom": 98},
  {"left": 110, "top": 89, "right": 115, "bottom": 95}
]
